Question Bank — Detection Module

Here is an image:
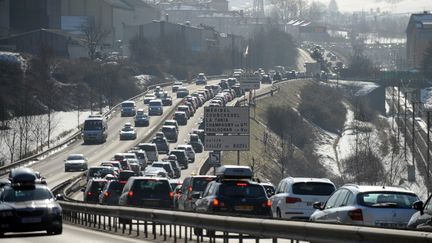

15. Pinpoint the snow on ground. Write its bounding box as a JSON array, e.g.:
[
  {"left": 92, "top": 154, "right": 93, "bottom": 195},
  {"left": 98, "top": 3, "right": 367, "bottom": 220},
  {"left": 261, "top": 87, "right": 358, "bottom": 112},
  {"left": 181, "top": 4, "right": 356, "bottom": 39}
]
[
  {"left": 314, "top": 130, "right": 340, "bottom": 177},
  {"left": 336, "top": 104, "right": 356, "bottom": 161},
  {"left": 0, "top": 110, "right": 93, "bottom": 165},
  {"left": 421, "top": 87, "right": 432, "bottom": 110},
  {"left": 0, "top": 51, "right": 27, "bottom": 71}
]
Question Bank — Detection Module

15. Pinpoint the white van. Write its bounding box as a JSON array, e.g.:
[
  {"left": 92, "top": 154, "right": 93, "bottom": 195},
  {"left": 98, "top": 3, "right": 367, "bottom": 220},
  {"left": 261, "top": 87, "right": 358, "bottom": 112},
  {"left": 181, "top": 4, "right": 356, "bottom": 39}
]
[
  {"left": 137, "top": 143, "right": 158, "bottom": 163},
  {"left": 121, "top": 101, "right": 136, "bottom": 117},
  {"left": 148, "top": 99, "right": 163, "bottom": 116}
]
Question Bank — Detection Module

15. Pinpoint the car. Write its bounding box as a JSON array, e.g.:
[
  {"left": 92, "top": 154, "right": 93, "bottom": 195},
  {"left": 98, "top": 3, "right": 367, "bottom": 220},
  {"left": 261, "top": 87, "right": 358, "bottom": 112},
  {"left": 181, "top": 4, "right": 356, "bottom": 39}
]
[
  {"left": 195, "top": 73, "right": 207, "bottom": 85},
  {"left": 173, "top": 111, "right": 188, "bottom": 126},
  {"left": 121, "top": 100, "right": 136, "bottom": 117},
  {"left": 408, "top": 193, "right": 432, "bottom": 230},
  {"left": 148, "top": 99, "right": 163, "bottom": 116},
  {"left": 310, "top": 185, "right": 419, "bottom": 229},
  {"left": 150, "top": 161, "right": 175, "bottom": 178},
  {"left": 161, "top": 93, "right": 173, "bottom": 106},
  {"left": 143, "top": 167, "right": 168, "bottom": 177},
  {"left": 261, "top": 75, "right": 272, "bottom": 84},
  {"left": 164, "top": 119, "right": 179, "bottom": 131},
  {"left": 118, "top": 177, "right": 174, "bottom": 209},
  {"left": 169, "top": 149, "right": 188, "bottom": 169},
  {"left": 86, "top": 166, "right": 117, "bottom": 181},
  {"left": 64, "top": 153, "right": 88, "bottom": 172},
  {"left": 177, "top": 175, "right": 216, "bottom": 211},
  {"left": 99, "top": 180, "right": 123, "bottom": 205},
  {"left": 0, "top": 168, "right": 62, "bottom": 235},
  {"left": 192, "top": 129, "right": 205, "bottom": 143},
  {"left": 227, "top": 78, "right": 237, "bottom": 88},
  {"left": 83, "top": 178, "right": 107, "bottom": 204},
  {"left": 188, "top": 133, "right": 204, "bottom": 153},
  {"left": 100, "top": 160, "right": 122, "bottom": 171},
  {"left": 176, "top": 144, "right": 195, "bottom": 163},
  {"left": 261, "top": 182, "right": 276, "bottom": 198},
  {"left": 119, "top": 122, "right": 137, "bottom": 140},
  {"left": 128, "top": 150, "right": 148, "bottom": 169},
  {"left": 118, "top": 170, "right": 136, "bottom": 185},
  {"left": 144, "top": 94, "right": 156, "bottom": 104},
  {"left": 172, "top": 81, "right": 183, "bottom": 92},
  {"left": 161, "top": 125, "right": 178, "bottom": 142},
  {"left": 173, "top": 184, "right": 183, "bottom": 209},
  {"left": 162, "top": 155, "right": 181, "bottom": 178},
  {"left": 137, "top": 143, "right": 159, "bottom": 163},
  {"left": 169, "top": 179, "right": 182, "bottom": 193},
  {"left": 270, "top": 177, "right": 336, "bottom": 219},
  {"left": 152, "top": 137, "right": 170, "bottom": 154},
  {"left": 134, "top": 109, "right": 150, "bottom": 127},
  {"left": 0, "top": 178, "right": 11, "bottom": 189},
  {"left": 176, "top": 87, "right": 189, "bottom": 98},
  {"left": 126, "top": 160, "right": 141, "bottom": 175},
  {"left": 194, "top": 166, "right": 272, "bottom": 217},
  {"left": 177, "top": 105, "right": 192, "bottom": 119}
]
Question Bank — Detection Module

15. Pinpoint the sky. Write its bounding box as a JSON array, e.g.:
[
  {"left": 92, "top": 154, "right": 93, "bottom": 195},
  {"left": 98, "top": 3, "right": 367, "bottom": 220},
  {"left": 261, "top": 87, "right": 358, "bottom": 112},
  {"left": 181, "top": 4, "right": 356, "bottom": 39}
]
[{"left": 229, "top": 0, "right": 432, "bottom": 14}]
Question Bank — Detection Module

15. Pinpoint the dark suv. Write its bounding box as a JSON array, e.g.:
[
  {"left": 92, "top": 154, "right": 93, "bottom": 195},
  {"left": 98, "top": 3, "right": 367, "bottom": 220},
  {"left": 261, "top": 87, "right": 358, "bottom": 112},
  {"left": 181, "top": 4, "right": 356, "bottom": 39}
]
[
  {"left": 194, "top": 166, "right": 271, "bottom": 217},
  {"left": 83, "top": 178, "right": 107, "bottom": 203},
  {"left": 99, "top": 180, "right": 123, "bottom": 205},
  {"left": 177, "top": 176, "right": 216, "bottom": 211},
  {"left": 118, "top": 177, "right": 173, "bottom": 209},
  {"left": 169, "top": 150, "right": 188, "bottom": 169},
  {"left": 161, "top": 125, "right": 178, "bottom": 142},
  {"left": 152, "top": 137, "right": 169, "bottom": 154}
]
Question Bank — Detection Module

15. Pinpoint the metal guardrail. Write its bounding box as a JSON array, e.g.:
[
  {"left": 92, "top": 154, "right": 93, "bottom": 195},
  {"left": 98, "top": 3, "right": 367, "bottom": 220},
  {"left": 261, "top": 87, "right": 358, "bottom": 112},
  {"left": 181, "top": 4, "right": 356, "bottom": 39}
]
[
  {"left": 59, "top": 201, "right": 432, "bottom": 243},
  {"left": 0, "top": 76, "right": 227, "bottom": 176}
]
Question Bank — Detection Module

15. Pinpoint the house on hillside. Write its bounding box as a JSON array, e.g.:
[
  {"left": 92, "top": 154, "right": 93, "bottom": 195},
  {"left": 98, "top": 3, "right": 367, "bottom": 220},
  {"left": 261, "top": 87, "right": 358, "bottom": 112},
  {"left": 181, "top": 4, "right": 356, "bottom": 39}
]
[
  {"left": 0, "top": 29, "right": 87, "bottom": 59},
  {"left": 60, "top": 0, "right": 160, "bottom": 47},
  {"left": 406, "top": 12, "right": 432, "bottom": 70}
]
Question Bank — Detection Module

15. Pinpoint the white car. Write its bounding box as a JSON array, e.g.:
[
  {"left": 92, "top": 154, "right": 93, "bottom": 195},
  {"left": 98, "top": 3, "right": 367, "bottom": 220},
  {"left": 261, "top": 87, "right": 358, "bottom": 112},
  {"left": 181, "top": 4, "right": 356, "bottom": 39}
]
[
  {"left": 144, "top": 94, "right": 156, "bottom": 104},
  {"left": 271, "top": 177, "right": 335, "bottom": 219},
  {"left": 119, "top": 122, "right": 137, "bottom": 140},
  {"left": 175, "top": 144, "right": 195, "bottom": 163},
  {"left": 310, "top": 185, "right": 419, "bottom": 229},
  {"left": 64, "top": 154, "right": 88, "bottom": 172}
]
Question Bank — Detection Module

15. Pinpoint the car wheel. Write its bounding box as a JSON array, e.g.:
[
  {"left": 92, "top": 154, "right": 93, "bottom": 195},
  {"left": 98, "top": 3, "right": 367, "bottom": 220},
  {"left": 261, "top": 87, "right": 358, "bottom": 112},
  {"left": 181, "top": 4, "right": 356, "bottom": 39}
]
[{"left": 277, "top": 208, "right": 282, "bottom": 218}]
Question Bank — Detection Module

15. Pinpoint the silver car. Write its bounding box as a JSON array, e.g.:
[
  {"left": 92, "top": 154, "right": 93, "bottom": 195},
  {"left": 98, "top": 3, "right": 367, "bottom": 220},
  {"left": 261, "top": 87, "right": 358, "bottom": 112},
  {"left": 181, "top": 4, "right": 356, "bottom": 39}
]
[
  {"left": 119, "top": 122, "right": 137, "bottom": 140},
  {"left": 64, "top": 154, "right": 88, "bottom": 172},
  {"left": 310, "top": 185, "right": 419, "bottom": 229}
]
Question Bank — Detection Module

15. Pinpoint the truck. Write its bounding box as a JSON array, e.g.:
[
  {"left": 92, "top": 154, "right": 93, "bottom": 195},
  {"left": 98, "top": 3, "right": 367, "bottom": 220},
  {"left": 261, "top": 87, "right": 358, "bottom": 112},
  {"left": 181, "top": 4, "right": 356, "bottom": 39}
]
[
  {"left": 82, "top": 115, "right": 108, "bottom": 144},
  {"left": 305, "top": 62, "right": 321, "bottom": 78}
]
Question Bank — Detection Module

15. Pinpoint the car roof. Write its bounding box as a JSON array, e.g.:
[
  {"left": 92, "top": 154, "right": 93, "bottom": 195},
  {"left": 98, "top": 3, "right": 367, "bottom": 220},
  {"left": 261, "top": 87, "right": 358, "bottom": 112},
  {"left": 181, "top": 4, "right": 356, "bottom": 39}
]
[
  {"left": 122, "top": 100, "right": 135, "bottom": 104},
  {"left": 342, "top": 184, "right": 415, "bottom": 194},
  {"left": 162, "top": 125, "right": 176, "bottom": 129},
  {"left": 175, "top": 111, "right": 186, "bottom": 114},
  {"left": 282, "top": 177, "right": 334, "bottom": 184},
  {"left": 131, "top": 176, "right": 169, "bottom": 181},
  {"left": 68, "top": 153, "right": 84, "bottom": 157}
]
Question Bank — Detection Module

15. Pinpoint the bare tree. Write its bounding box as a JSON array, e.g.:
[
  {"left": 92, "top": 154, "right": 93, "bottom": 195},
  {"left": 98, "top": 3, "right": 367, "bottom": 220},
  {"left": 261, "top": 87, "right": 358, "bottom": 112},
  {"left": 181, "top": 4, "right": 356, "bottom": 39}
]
[
  {"left": 80, "top": 20, "right": 111, "bottom": 60},
  {"left": 4, "top": 123, "right": 18, "bottom": 164}
]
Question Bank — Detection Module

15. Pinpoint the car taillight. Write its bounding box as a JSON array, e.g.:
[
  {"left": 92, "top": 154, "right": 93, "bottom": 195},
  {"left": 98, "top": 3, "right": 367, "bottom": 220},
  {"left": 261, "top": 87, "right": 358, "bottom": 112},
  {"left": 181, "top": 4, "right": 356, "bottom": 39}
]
[
  {"left": 188, "top": 186, "right": 193, "bottom": 192},
  {"left": 104, "top": 192, "right": 110, "bottom": 198},
  {"left": 263, "top": 200, "right": 272, "bottom": 207},
  {"left": 236, "top": 182, "right": 248, "bottom": 187},
  {"left": 348, "top": 209, "right": 363, "bottom": 221},
  {"left": 87, "top": 192, "right": 92, "bottom": 196},
  {"left": 120, "top": 181, "right": 127, "bottom": 184},
  {"left": 285, "top": 197, "right": 302, "bottom": 204},
  {"left": 128, "top": 191, "right": 134, "bottom": 198},
  {"left": 169, "top": 191, "right": 174, "bottom": 199},
  {"left": 213, "top": 198, "right": 220, "bottom": 207}
]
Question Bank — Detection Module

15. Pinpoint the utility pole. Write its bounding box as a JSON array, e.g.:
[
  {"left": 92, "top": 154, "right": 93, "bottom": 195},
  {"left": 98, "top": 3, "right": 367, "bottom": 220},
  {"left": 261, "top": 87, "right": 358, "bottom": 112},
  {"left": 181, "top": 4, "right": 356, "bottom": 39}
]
[
  {"left": 404, "top": 92, "right": 407, "bottom": 162},
  {"left": 412, "top": 94, "right": 416, "bottom": 168},
  {"left": 427, "top": 110, "right": 431, "bottom": 195},
  {"left": 397, "top": 86, "right": 400, "bottom": 143}
]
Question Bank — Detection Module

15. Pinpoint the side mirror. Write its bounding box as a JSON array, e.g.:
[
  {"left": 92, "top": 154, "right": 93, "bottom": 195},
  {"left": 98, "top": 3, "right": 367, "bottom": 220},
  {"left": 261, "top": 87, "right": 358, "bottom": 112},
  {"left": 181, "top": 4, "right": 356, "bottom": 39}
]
[
  {"left": 80, "top": 188, "right": 85, "bottom": 192},
  {"left": 313, "top": 202, "right": 323, "bottom": 210},
  {"left": 192, "top": 192, "right": 201, "bottom": 199},
  {"left": 55, "top": 194, "right": 64, "bottom": 201},
  {"left": 413, "top": 200, "right": 424, "bottom": 215}
]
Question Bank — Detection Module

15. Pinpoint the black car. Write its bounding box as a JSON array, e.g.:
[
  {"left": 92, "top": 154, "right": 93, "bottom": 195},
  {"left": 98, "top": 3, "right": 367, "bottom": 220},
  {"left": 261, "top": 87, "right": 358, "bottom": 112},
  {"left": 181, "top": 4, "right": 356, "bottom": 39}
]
[
  {"left": 152, "top": 137, "right": 169, "bottom": 154},
  {"left": 99, "top": 180, "right": 123, "bottom": 205},
  {"left": 169, "top": 150, "right": 188, "bottom": 169},
  {"left": 161, "top": 93, "right": 173, "bottom": 106},
  {"left": 174, "top": 111, "right": 188, "bottom": 126},
  {"left": 118, "top": 177, "right": 173, "bottom": 209},
  {"left": 83, "top": 178, "right": 107, "bottom": 203},
  {"left": 188, "top": 134, "right": 204, "bottom": 153},
  {"left": 194, "top": 166, "right": 271, "bottom": 217},
  {"left": 1, "top": 168, "right": 62, "bottom": 236},
  {"left": 177, "top": 175, "right": 216, "bottom": 211},
  {"left": 161, "top": 125, "right": 178, "bottom": 142},
  {"left": 134, "top": 109, "right": 150, "bottom": 127}
]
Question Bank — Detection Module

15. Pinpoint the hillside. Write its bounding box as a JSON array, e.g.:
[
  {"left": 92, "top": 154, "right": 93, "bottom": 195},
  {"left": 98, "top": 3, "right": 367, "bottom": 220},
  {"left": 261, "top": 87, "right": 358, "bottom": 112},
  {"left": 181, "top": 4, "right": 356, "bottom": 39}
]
[{"left": 222, "top": 79, "right": 426, "bottom": 198}]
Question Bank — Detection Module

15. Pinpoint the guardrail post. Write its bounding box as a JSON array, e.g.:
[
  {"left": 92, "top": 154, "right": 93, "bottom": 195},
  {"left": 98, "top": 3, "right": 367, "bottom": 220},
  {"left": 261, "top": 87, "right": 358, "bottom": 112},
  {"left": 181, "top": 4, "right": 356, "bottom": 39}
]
[
  {"left": 129, "top": 220, "right": 132, "bottom": 235},
  {"left": 137, "top": 220, "right": 140, "bottom": 236},
  {"left": 179, "top": 225, "right": 182, "bottom": 239},
  {"left": 184, "top": 226, "right": 188, "bottom": 243},
  {"left": 103, "top": 215, "right": 105, "bottom": 230},
  {"left": 153, "top": 221, "right": 157, "bottom": 239},
  {"left": 98, "top": 214, "right": 101, "bottom": 229},
  {"left": 239, "top": 233, "right": 243, "bottom": 243},
  {"left": 144, "top": 221, "right": 148, "bottom": 238},
  {"left": 114, "top": 217, "right": 118, "bottom": 232},
  {"left": 189, "top": 226, "right": 192, "bottom": 240},
  {"left": 255, "top": 237, "right": 259, "bottom": 243},
  {"left": 174, "top": 224, "right": 177, "bottom": 243},
  {"left": 223, "top": 231, "right": 228, "bottom": 243},
  {"left": 164, "top": 224, "right": 167, "bottom": 241},
  {"left": 169, "top": 224, "right": 172, "bottom": 238},
  {"left": 122, "top": 222, "right": 125, "bottom": 234},
  {"left": 272, "top": 238, "right": 277, "bottom": 243},
  {"left": 108, "top": 216, "right": 111, "bottom": 231}
]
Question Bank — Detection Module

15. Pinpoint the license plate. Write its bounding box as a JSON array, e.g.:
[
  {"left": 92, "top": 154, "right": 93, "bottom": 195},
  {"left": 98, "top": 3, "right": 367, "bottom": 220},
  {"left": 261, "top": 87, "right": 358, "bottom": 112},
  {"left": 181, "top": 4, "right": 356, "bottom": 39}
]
[
  {"left": 235, "top": 205, "right": 253, "bottom": 211},
  {"left": 21, "top": 217, "right": 42, "bottom": 223}
]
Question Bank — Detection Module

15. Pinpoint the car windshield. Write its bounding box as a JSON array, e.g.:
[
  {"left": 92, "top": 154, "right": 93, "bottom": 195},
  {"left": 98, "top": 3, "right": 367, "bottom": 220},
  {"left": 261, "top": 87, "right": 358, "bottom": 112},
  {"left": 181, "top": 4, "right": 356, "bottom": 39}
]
[
  {"left": 122, "top": 127, "right": 134, "bottom": 132},
  {"left": 132, "top": 180, "right": 170, "bottom": 197},
  {"left": 3, "top": 187, "right": 53, "bottom": 202},
  {"left": 193, "top": 177, "right": 215, "bottom": 191},
  {"left": 149, "top": 101, "right": 161, "bottom": 106},
  {"left": 140, "top": 145, "right": 156, "bottom": 151},
  {"left": 358, "top": 192, "right": 418, "bottom": 208},
  {"left": 67, "top": 155, "right": 84, "bottom": 160},
  {"left": 137, "top": 111, "right": 145, "bottom": 116},
  {"left": 89, "top": 168, "right": 112, "bottom": 177},
  {"left": 90, "top": 181, "right": 107, "bottom": 191},
  {"left": 220, "top": 183, "right": 266, "bottom": 198},
  {"left": 122, "top": 103, "right": 134, "bottom": 107},
  {"left": 292, "top": 182, "right": 335, "bottom": 196},
  {"left": 84, "top": 120, "right": 102, "bottom": 130}
]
